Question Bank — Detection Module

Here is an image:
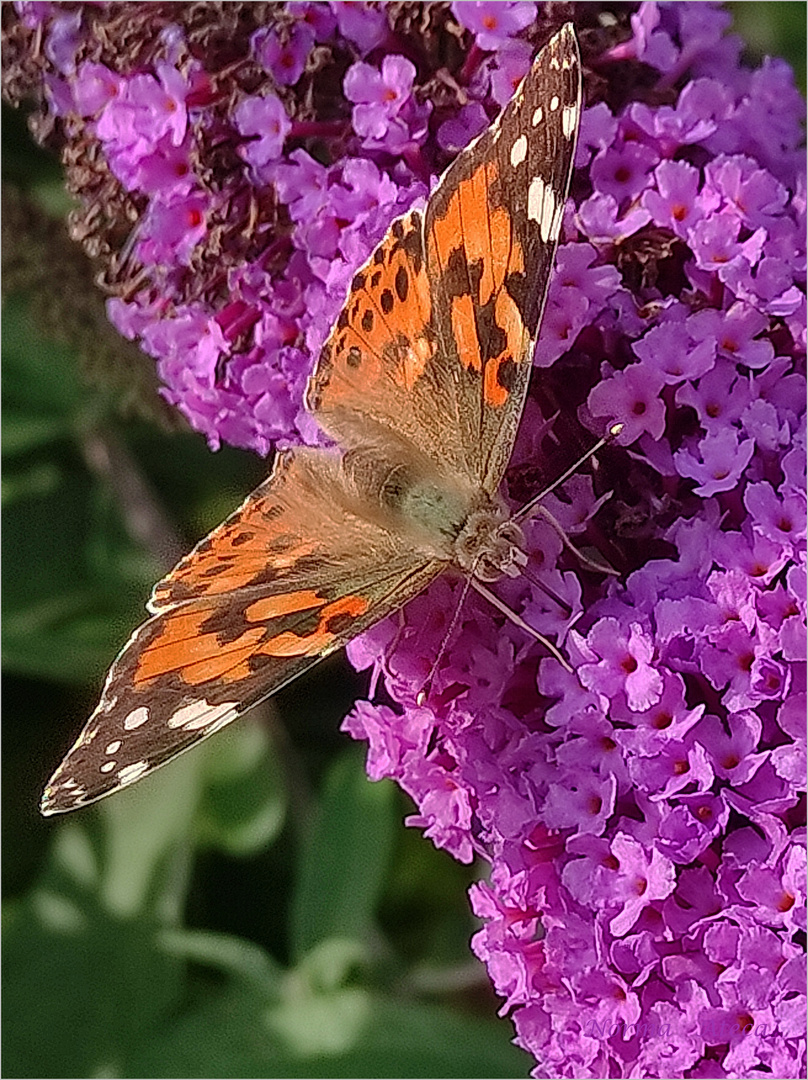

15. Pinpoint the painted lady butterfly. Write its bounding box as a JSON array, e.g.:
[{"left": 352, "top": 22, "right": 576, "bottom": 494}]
[{"left": 41, "top": 24, "right": 582, "bottom": 814}]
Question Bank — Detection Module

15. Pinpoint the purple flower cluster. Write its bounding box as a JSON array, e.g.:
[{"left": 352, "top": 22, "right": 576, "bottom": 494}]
[
  {"left": 9, "top": 1, "right": 433, "bottom": 452},
  {"left": 5, "top": 3, "right": 805, "bottom": 1077},
  {"left": 345, "top": 5, "right": 805, "bottom": 1077}
]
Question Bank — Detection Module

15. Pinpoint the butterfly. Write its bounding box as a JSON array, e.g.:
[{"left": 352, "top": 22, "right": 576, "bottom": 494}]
[{"left": 41, "top": 23, "right": 582, "bottom": 815}]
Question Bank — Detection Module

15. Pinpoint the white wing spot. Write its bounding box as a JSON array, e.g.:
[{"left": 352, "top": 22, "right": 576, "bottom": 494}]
[
  {"left": 550, "top": 94, "right": 560, "bottom": 112},
  {"left": 100, "top": 760, "right": 116, "bottom": 774},
  {"left": 562, "top": 56, "right": 572, "bottom": 70},
  {"left": 510, "top": 134, "right": 528, "bottom": 167},
  {"left": 527, "top": 176, "right": 558, "bottom": 242},
  {"left": 123, "top": 706, "right": 149, "bottom": 730},
  {"left": 532, "top": 106, "right": 543, "bottom": 127},
  {"left": 550, "top": 56, "right": 560, "bottom": 70},
  {"left": 205, "top": 704, "right": 239, "bottom": 735},
  {"left": 105, "top": 740, "right": 122, "bottom": 755},
  {"left": 562, "top": 103, "right": 578, "bottom": 140},
  {"left": 117, "top": 760, "right": 150, "bottom": 787},
  {"left": 527, "top": 176, "right": 545, "bottom": 222},
  {"left": 167, "top": 699, "right": 237, "bottom": 732},
  {"left": 546, "top": 201, "right": 563, "bottom": 245}
]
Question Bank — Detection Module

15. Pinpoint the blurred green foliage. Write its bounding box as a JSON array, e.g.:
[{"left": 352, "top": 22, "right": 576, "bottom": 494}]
[{"left": 3, "top": 6, "right": 805, "bottom": 1077}]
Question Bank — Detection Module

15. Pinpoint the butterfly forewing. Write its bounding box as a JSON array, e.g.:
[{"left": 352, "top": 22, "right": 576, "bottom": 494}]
[
  {"left": 424, "top": 23, "right": 581, "bottom": 492},
  {"left": 307, "top": 207, "right": 480, "bottom": 478},
  {"left": 41, "top": 25, "right": 582, "bottom": 814},
  {"left": 41, "top": 450, "right": 440, "bottom": 814},
  {"left": 309, "top": 24, "right": 580, "bottom": 494}
]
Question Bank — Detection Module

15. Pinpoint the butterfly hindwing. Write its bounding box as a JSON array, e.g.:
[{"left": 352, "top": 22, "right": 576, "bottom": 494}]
[{"left": 41, "top": 449, "right": 440, "bottom": 813}]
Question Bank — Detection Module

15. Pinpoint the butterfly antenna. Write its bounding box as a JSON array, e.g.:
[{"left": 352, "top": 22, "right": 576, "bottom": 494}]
[
  {"left": 418, "top": 426, "right": 625, "bottom": 702},
  {"left": 416, "top": 573, "right": 476, "bottom": 706},
  {"left": 514, "top": 423, "right": 624, "bottom": 525}
]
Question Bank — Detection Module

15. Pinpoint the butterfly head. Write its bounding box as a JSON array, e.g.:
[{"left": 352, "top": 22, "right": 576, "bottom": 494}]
[{"left": 454, "top": 506, "right": 528, "bottom": 583}]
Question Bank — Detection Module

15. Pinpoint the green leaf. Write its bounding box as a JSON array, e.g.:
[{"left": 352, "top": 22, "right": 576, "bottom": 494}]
[
  {"left": 3, "top": 892, "right": 184, "bottom": 1079},
  {"left": 1, "top": 413, "right": 73, "bottom": 456},
  {"left": 290, "top": 747, "right": 396, "bottom": 959},
  {"left": 195, "top": 713, "right": 287, "bottom": 857},
  {"left": 127, "top": 975, "right": 531, "bottom": 1079},
  {"left": 127, "top": 981, "right": 299, "bottom": 1079},
  {"left": 306, "top": 994, "right": 531, "bottom": 1078},
  {"left": 1, "top": 470, "right": 154, "bottom": 683},
  {"left": 159, "top": 927, "right": 284, "bottom": 993},
  {"left": 97, "top": 749, "right": 207, "bottom": 922},
  {"left": 2, "top": 294, "right": 85, "bottom": 415}
]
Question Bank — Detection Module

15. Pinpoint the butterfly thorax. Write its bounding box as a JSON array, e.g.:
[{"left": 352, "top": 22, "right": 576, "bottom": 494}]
[{"left": 340, "top": 444, "right": 527, "bottom": 583}]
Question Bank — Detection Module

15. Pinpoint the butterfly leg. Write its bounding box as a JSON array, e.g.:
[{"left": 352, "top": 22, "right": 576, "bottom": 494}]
[
  {"left": 533, "top": 503, "right": 620, "bottom": 577},
  {"left": 468, "top": 577, "right": 573, "bottom": 672}
]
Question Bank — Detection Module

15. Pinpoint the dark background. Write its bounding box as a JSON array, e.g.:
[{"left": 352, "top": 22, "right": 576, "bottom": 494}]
[{"left": 3, "top": 6, "right": 805, "bottom": 1076}]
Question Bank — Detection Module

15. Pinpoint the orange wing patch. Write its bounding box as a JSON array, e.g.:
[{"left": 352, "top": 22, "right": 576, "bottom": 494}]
[
  {"left": 428, "top": 157, "right": 517, "bottom": 311},
  {"left": 151, "top": 520, "right": 319, "bottom": 607},
  {"left": 134, "top": 613, "right": 266, "bottom": 688},
  {"left": 427, "top": 158, "right": 528, "bottom": 412},
  {"left": 135, "top": 589, "right": 370, "bottom": 688},
  {"left": 137, "top": 588, "right": 366, "bottom": 688},
  {"left": 309, "top": 211, "right": 436, "bottom": 410},
  {"left": 451, "top": 292, "right": 482, "bottom": 373},
  {"left": 255, "top": 594, "right": 371, "bottom": 658}
]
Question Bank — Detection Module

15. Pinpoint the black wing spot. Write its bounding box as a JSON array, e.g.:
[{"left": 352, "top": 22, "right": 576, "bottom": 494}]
[
  {"left": 477, "top": 299, "right": 507, "bottom": 362},
  {"left": 401, "top": 219, "right": 424, "bottom": 271},
  {"left": 347, "top": 346, "right": 362, "bottom": 369},
  {"left": 201, "top": 562, "right": 231, "bottom": 578},
  {"left": 361, "top": 308, "right": 374, "bottom": 333},
  {"left": 395, "top": 265, "right": 409, "bottom": 302},
  {"left": 496, "top": 355, "right": 518, "bottom": 391},
  {"left": 326, "top": 610, "right": 361, "bottom": 635},
  {"left": 380, "top": 289, "right": 394, "bottom": 314},
  {"left": 506, "top": 268, "right": 539, "bottom": 335},
  {"left": 444, "top": 246, "right": 483, "bottom": 302}
]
